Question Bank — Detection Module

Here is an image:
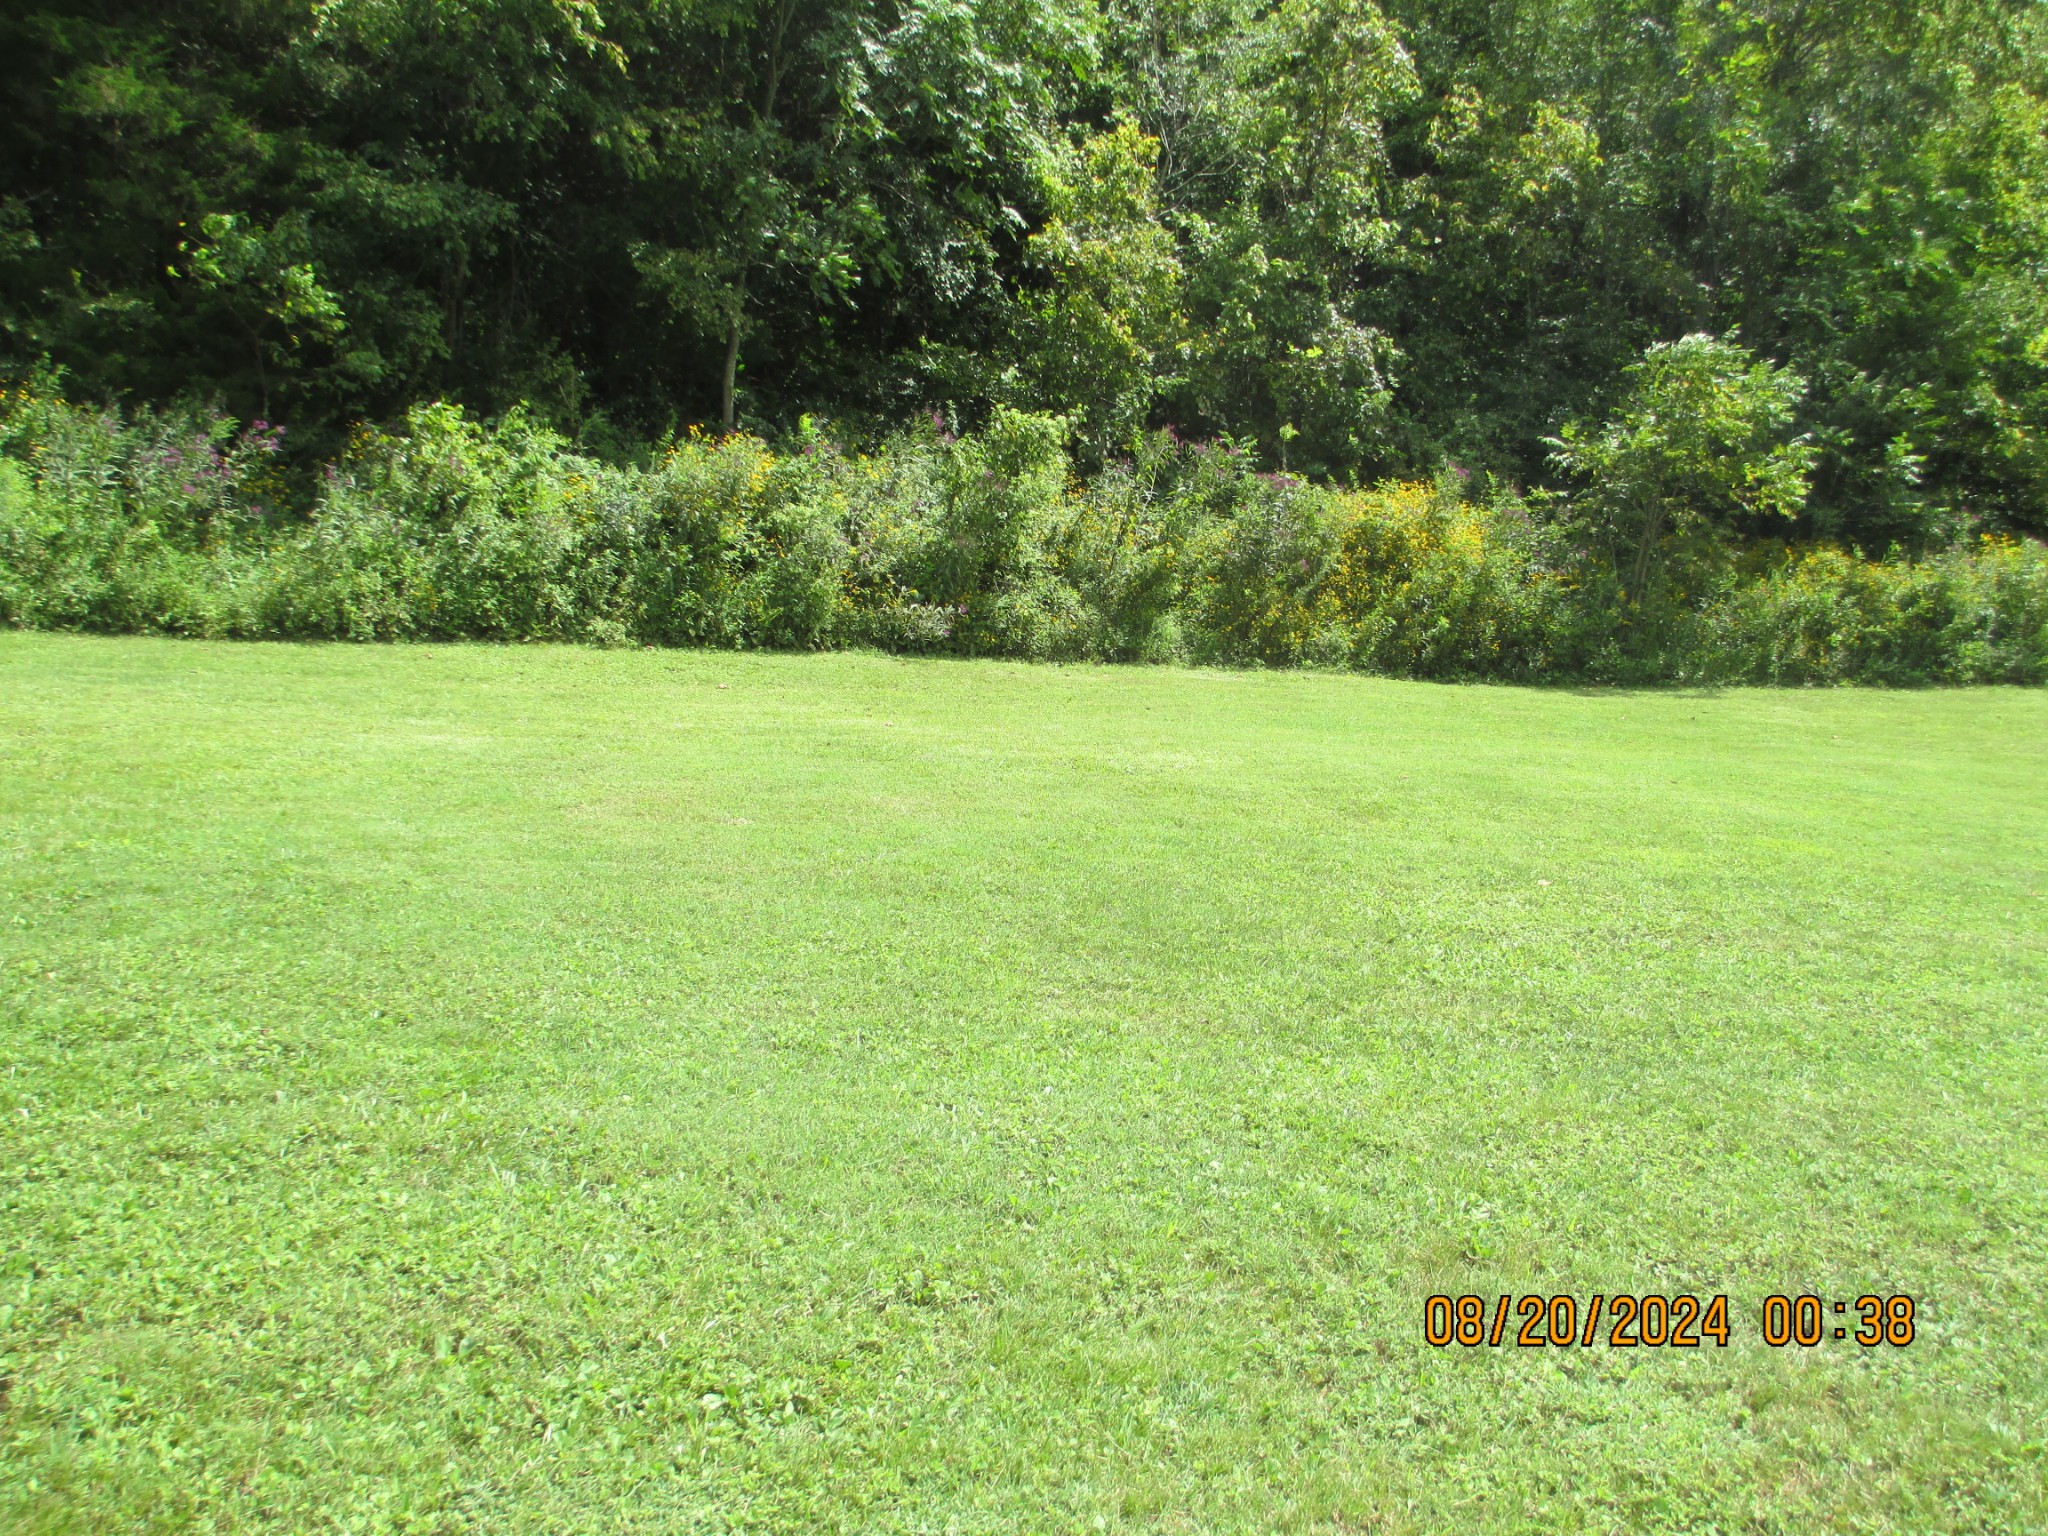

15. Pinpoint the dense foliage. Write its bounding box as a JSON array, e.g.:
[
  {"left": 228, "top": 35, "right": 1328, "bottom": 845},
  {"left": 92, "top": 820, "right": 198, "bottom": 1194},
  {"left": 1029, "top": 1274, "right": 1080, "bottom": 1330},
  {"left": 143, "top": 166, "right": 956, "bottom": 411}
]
[
  {"left": 4, "top": 383, "right": 2043, "bottom": 682},
  {"left": 4, "top": 0, "right": 2047, "bottom": 552}
]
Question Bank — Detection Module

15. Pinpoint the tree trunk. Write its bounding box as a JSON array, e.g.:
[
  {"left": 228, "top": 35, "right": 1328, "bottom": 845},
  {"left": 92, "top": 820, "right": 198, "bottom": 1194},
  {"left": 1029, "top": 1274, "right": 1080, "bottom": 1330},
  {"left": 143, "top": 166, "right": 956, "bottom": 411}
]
[
  {"left": 1628, "top": 501, "right": 1664, "bottom": 601},
  {"left": 716, "top": 0, "right": 794, "bottom": 433},
  {"left": 720, "top": 315, "right": 742, "bottom": 432}
]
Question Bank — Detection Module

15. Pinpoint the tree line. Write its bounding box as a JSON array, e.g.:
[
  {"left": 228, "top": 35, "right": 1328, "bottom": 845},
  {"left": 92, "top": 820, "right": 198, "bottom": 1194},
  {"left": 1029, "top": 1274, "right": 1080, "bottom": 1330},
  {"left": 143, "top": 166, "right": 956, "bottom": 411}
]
[{"left": 4, "top": 0, "right": 2046, "bottom": 553}]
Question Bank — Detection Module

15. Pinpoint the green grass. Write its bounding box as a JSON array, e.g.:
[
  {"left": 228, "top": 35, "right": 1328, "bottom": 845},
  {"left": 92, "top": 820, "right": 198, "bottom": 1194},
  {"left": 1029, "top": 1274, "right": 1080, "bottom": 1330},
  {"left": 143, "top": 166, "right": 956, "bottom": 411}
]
[{"left": 1, "top": 634, "right": 2045, "bottom": 1534}]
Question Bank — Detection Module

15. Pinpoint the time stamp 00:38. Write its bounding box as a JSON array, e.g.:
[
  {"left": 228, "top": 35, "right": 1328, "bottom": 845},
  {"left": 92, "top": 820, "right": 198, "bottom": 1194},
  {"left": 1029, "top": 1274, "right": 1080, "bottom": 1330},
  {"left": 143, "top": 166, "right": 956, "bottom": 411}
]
[{"left": 1423, "top": 1293, "right": 1919, "bottom": 1350}]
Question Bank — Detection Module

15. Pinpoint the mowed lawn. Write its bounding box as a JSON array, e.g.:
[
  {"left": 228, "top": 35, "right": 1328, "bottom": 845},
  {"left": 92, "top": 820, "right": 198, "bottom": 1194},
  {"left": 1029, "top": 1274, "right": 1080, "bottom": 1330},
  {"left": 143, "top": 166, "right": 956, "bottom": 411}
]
[{"left": 2, "top": 635, "right": 2045, "bottom": 1535}]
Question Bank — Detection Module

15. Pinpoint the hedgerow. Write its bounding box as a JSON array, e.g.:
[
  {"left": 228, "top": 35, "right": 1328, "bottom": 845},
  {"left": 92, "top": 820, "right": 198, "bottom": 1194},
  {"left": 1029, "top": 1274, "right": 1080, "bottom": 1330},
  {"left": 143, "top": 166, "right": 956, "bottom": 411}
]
[{"left": 2, "top": 385, "right": 2042, "bottom": 684}]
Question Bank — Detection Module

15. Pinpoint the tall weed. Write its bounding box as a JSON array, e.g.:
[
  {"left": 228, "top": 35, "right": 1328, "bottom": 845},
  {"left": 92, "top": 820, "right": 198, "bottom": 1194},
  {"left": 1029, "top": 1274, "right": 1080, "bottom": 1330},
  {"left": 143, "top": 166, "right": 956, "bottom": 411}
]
[{"left": 1, "top": 381, "right": 2042, "bottom": 684}]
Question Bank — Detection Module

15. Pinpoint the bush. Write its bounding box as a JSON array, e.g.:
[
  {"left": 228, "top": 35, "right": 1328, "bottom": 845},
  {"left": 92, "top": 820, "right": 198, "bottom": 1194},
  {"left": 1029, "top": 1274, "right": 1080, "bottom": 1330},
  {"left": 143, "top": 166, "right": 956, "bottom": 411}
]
[
  {"left": 2, "top": 379, "right": 2043, "bottom": 685},
  {"left": 0, "top": 380, "right": 289, "bottom": 635},
  {"left": 625, "top": 430, "right": 849, "bottom": 649},
  {"left": 842, "top": 409, "right": 1076, "bottom": 657},
  {"left": 1549, "top": 334, "right": 1816, "bottom": 601},
  {"left": 1703, "top": 539, "right": 2048, "bottom": 684}
]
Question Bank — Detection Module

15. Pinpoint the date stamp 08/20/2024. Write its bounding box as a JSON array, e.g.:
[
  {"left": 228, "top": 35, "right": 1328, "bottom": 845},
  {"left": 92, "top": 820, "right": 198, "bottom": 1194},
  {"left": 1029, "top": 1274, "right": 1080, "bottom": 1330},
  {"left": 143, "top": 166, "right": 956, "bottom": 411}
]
[{"left": 1423, "top": 1293, "right": 1919, "bottom": 1350}]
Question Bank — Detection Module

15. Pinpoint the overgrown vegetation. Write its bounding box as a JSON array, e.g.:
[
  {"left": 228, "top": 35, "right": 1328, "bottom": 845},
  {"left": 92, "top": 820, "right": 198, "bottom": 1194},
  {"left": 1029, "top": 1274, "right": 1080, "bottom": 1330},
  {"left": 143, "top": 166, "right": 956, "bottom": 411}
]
[
  {"left": 3, "top": 381, "right": 2043, "bottom": 683},
  {"left": 5, "top": 0, "right": 2048, "bottom": 557}
]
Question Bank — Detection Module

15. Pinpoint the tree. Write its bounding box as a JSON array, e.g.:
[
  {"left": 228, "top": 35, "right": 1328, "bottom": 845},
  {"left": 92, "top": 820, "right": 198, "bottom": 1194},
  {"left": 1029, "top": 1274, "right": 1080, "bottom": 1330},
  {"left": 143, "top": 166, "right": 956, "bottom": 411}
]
[
  {"left": 629, "top": 0, "right": 868, "bottom": 432},
  {"left": 1108, "top": 0, "right": 1416, "bottom": 473},
  {"left": 0, "top": 0, "right": 2043, "bottom": 545},
  {"left": 171, "top": 213, "right": 347, "bottom": 419},
  {"left": 1548, "top": 332, "right": 1815, "bottom": 596},
  {"left": 1015, "top": 124, "right": 1184, "bottom": 457}
]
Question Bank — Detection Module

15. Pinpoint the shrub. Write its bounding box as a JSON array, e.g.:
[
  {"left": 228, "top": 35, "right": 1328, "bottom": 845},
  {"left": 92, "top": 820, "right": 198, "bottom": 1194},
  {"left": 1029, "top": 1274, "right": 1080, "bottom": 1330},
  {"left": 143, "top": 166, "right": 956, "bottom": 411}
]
[
  {"left": 1044, "top": 430, "right": 1252, "bottom": 661},
  {"left": 641, "top": 433, "right": 859, "bottom": 650},
  {"left": 1702, "top": 538, "right": 2048, "bottom": 684},
  {"left": 1549, "top": 334, "right": 1817, "bottom": 601},
  {"left": 845, "top": 409, "right": 1073, "bottom": 656},
  {"left": 1181, "top": 471, "right": 1338, "bottom": 665},
  {"left": 0, "top": 379, "right": 287, "bottom": 635},
  {"left": 1321, "top": 478, "right": 1586, "bottom": 679},
  {"left": 2, "top": 379, "right": 2042, "bottom": 685}
]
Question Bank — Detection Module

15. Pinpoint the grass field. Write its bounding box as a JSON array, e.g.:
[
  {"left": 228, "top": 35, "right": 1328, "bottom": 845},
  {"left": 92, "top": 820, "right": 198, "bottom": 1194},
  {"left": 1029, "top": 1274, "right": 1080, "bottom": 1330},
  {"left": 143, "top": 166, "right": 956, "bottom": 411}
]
[{"left": 1, "top": 634, "right": 2045, "bottom": 1534}]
